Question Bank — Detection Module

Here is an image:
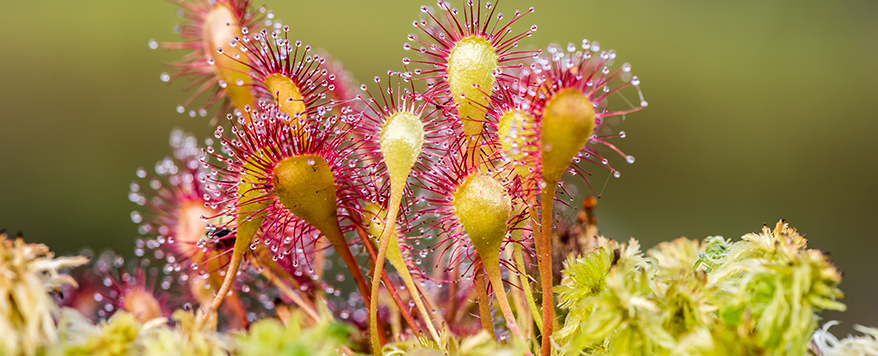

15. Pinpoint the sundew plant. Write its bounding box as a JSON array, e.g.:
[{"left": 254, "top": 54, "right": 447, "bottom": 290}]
[{"left": 3, "top": 1, "right": 877, "bottom": 356}]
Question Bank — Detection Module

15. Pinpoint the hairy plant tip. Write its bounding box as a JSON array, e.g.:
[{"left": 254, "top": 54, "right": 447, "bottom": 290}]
[
  {"left": 204, "top": 101, "right": 371, "bottom": 313},
  {"left": 811, "top": 321, "right": 878, "bottom": 356},
  {"left": 352, "top": 72, "right": 458, "bottom": 241},
  {"left": 418, "top": 138, "right": 528, "bottom": 340},
  {"left": 353, "top": 73, "right": 448, "bottom": 350},
  {"left": 530, "top": 42, "right": 645, "bottom": 355},
  {"left": 0, "top": 232, "right": 88, "bottom": 356},
  {"left": 209, "top": 30, "right": 347, "bottom": 308},
  {"left": 150, "top": 0, "right": 270, "bottom": 119},
  {"left": 407, "top": 1, "right": 537, "bottom": 138},
  {"left": 418, "top": 138, "right": 526, "bottom": 275},
  {"left": 533, "top": 40, "right": 645, "bottom": 186},
  {"left": 352, "top": 72, "right": 448, "bottom": 210},
  {"left": 232, "top": 310, "right": 354, "bottom": 356},
  {"left": 234, "top": 25, "right": 338, "bottom": 126},
  {"left": 707, "top": 221, "right": 846, "bottom": 356}
]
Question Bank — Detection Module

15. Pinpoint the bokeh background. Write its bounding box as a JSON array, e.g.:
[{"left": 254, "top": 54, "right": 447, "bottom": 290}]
[{"left": 1, "top": 0, "right": 876, "bottom": 335}]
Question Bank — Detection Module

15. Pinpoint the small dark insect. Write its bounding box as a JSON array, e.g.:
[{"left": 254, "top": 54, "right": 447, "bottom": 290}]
[{"left": 209, "top": 228, "right": 236, "bottom": 250}]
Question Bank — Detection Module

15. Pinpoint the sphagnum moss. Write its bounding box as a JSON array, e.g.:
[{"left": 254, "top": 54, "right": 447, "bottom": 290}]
[{"left": 2, "top": 1, "right": 870, "bottom": 356}]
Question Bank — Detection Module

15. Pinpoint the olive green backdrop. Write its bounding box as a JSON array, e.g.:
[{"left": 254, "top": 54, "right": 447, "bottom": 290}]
[{"left": 1, "top": 0, "right": 876, "bottom": 335}]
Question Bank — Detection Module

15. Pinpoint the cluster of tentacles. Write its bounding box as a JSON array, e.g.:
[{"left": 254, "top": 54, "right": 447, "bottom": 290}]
[{"left": 73, "top": 1, "right": 649, "bottom": 355}]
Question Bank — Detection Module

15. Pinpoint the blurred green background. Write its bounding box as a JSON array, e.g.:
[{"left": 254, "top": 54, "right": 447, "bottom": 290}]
[{"left": 1, "top": 0, "right": 876, "bottom": 335}]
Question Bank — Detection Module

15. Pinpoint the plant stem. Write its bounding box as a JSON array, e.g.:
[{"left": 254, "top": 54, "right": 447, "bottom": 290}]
[
  {"left": 474, "top": 269, "right": 495, "bottom": 336},
  {"left": 349, "top": 213, "right": 421, "bottom": 338},
  {"left": 513, "top": 242, "right": 543, "bottom": 333},
  {"left": 206, "top": 255, "right": 248, "bottom": 328},
  {"left": 481, "top": 255, "right": 523, "bottom": 339},
  {"left": 208, "top": 174, "right": 264, "bottom": 318},
  {"left": 370, "top": 178, "right": 442, "bottom": 354},
  {"left": 207, "top": 224, "right": 253, "bottom": 317},
  {"left": 538, "top": 183, "right": 557, "bottom": 356},
  {"left": 385, "top": 239, "right": 442, "bottom": 344},
  {"left": 370, "top": 191, "right": 402, "bottom": 355}
]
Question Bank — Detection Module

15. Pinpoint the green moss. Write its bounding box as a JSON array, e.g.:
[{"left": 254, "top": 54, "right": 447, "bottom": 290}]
[{"left": 233, "top": 313, "right": 353, "bottom": 356}]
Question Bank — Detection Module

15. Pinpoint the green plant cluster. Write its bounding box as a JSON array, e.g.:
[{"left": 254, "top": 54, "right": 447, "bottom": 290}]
[{"left": 555, "top": 221, "right": 850, "bottom": 356}]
